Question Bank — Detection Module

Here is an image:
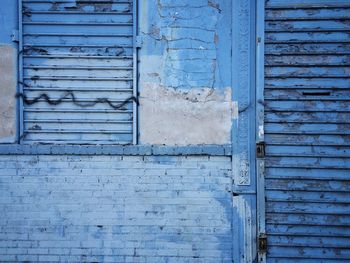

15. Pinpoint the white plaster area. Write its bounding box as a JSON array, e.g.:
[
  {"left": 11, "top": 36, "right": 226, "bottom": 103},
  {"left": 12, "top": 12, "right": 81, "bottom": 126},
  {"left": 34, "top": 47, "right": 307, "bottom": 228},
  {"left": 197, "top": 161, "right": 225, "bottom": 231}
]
[
  {"left": 0, "top": 45, "right": 16, "bottom": 143},
  {"left": 139, "top": 83, "right": 235, "bottom": 145}
]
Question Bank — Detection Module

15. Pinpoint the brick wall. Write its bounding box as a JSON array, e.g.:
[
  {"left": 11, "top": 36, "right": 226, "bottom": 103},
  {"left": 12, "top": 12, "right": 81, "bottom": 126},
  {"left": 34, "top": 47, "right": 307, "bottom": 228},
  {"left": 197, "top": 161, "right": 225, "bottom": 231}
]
[{"left": 0, "top": 154, "right": 233, "bottom": 262}]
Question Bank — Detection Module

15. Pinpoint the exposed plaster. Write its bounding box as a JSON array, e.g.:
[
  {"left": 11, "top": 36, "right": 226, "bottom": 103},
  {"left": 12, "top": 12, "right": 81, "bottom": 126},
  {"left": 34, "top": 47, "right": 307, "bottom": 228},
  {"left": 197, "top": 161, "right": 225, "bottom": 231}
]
[
  {"left": 139, "top": 0, "right": 232, "bottom": 145},
  {"left": 140, "top": 84, "right": 234, "bottom": 145},
  {"left": 0, "top": 45, "right": 16, "bottom": 143}
]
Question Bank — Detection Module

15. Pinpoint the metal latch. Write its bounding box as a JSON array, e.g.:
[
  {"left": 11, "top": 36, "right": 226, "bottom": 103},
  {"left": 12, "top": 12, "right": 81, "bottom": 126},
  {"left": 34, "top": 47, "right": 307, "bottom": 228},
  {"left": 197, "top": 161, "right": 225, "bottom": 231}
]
[
  {"left": 11, "top": 30, "right": 19, "bottom": 42},
  {"left": 256, "top": 141, "right": 265, "bottom": 158},
  {"left": 258, "top": 234, "right": 267, "bottom": 253},
  {"left": 135, "top": 35, "right": 143, "bottom": 48}
]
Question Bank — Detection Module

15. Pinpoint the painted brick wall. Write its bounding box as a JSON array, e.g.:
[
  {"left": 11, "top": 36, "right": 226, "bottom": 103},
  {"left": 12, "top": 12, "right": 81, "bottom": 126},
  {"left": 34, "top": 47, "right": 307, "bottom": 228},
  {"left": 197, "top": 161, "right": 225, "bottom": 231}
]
[{"left": 0, "top": 155, "right": 233, "bottom": 262}]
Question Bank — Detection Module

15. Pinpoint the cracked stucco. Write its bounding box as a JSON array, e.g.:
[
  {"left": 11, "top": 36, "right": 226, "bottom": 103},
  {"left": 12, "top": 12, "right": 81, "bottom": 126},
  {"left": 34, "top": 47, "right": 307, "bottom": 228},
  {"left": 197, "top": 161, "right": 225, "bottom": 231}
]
[
  {"left": 0, "top": 45, "right": 16, "bottom": 143},
  {"left": 139, "top": 0, "right": 233, "bottom": 145}
]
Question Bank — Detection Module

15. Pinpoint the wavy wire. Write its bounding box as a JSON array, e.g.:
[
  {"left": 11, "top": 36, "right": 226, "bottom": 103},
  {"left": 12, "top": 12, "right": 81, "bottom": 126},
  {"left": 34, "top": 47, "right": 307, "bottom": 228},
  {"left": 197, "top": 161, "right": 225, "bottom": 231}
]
[{"left": 16, "top": 82, "right": 138, "bottom": 110}]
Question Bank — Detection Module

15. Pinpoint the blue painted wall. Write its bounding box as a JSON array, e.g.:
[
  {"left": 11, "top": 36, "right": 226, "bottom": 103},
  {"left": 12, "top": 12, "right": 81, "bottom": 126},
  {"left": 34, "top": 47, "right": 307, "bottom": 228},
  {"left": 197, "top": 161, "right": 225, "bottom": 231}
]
[
  {"left": 1, "top": 0, "right": 348, "bottom": 262},
  {"left": 0, "top": 153, "right": 233, "bottom": 262},
  {"left": 0, "top": 0, "right": 256, "bottom": 262},
  {"left": 138, "top": 0, "right": 236, "bottom": 145},
  {"left": 264, "top": 0, "right": 350, "bottom": 262},
  {"left": 139, "top": 0, "right": 231, "bottom": 89},
  {"left": 0, "top": 0, "right": 17, "bottom": 45}
]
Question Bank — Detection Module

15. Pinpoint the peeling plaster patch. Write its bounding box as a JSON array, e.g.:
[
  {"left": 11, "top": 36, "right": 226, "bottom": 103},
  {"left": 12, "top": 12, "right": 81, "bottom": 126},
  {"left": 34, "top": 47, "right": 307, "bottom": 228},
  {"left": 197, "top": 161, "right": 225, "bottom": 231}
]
[
  {"left": 139, "top": 0, "right": 232, "bottom": 89},
  {"left": 151, "top": 0, "right": 222, "bottom": 89},
  {"left": 0, "top": 45, "right": 16, "bottom": 143},
  {"left": 138, "top": 1, "right": 232, "bottom": 145},
  {"left": 140, "top": 84, "right": 233, "bottom": 145}
]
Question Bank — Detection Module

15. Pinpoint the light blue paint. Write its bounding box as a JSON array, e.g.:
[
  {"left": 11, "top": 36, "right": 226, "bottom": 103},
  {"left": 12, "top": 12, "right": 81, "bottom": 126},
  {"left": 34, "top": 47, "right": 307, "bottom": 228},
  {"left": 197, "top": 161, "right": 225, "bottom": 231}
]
[
  {"left": 0, "top": 0, "right": 17, "bottom": 45},
  {"left": 231, "top": 1, "right": 258, "bottom": 261},
  {"left": 132, "top": 0, "right": 139, "bottom": 144},
  {"left": 0, "top": 0, "right": 262, "bottom": 262},
  {"left": 256, "top": 1, "right": 266, "bottom": 262},
  {"left": 139, "top": 0, "right": 231, "bottom": 90},
  {"left": 0, "top": 155, "right": 233, "bottom": 262},
  {"left": 19, "top": 0, "right": 135, "bottom": 143},
  {"left": 265, "top": 0, "right": 350, "bottom": 262}
]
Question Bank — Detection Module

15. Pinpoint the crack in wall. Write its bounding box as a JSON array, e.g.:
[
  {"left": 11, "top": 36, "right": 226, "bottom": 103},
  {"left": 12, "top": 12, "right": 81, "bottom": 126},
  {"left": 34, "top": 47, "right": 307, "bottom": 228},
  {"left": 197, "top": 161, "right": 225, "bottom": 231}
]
[
  {"left": 139, "top": 0, "right": 233, "bottom": 145},
  {"left": 150, "top": 0, "right": 221, "bottom": 89}
]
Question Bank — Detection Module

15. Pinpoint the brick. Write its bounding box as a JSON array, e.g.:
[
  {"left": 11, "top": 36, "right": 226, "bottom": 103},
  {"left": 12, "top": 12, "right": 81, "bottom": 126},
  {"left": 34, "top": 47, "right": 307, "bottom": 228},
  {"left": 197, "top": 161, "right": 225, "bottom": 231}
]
[
  {"left": 27, "top": 248, "right": 49, "bottom": 254},
  {"left": 5, "top": 248, "right": 27, "bottom": 254},
  {"left": 0, "top": 153, "right": 232, "bottom": 262},
  {"left": 38, "top": 255, "right": 60, "bottom": 261},
  {"left": 0, "top": 255, "right": 16, "bottom": 261},
  {"left": 17, "top": 254, "right": 39, "bottom": 261}
]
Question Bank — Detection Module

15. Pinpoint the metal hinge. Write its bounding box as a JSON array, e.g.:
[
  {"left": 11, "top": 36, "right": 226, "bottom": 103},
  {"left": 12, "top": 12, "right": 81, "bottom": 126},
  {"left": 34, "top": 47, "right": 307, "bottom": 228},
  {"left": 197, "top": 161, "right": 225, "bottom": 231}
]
[
  {"left": 258, "top": 234, "right": 267, "bottom": 253},
  {"left": 135, "top": 35, "right": 143, "bottom": 48},
  {"left": 11, "top": 30, "right": 19, "bottom": 42},
  {"left": 256, "top": 141, "right": 265, "bottom": 158}
]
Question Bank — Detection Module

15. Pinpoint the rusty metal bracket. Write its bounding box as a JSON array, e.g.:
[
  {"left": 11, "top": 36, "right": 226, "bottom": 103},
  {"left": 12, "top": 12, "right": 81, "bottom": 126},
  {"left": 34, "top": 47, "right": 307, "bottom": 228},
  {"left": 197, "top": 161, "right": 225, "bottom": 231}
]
[
  {"left": 258, "top": 234, "right": 267, "bottom": 253},
  {"left": 256, "top": 141, "right": 265, "bottom": 158}
]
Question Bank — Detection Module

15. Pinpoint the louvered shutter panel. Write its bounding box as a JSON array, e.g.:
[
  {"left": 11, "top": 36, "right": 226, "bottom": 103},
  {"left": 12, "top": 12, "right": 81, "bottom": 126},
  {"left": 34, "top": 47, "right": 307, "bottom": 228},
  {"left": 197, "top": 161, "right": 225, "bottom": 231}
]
[
  {"left": 264, "top": 0, "right": 350, "bottom": 261},
  {"left": 20, "top": 0, "right": 135, "bottom": 144}
]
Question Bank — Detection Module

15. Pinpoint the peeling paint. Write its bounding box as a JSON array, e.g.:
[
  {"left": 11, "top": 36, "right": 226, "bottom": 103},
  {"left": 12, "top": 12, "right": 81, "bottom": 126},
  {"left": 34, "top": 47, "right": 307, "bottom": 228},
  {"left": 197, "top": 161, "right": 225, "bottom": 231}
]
[
  {"left": 139, "top": 0, "right": 232, "bottom": 145},
  {"left": 232, "top": 195, "right": 256, "bottom": 262},
  {"left": 139, "top": 0, "right": 231, "bottom": 88},
  {"left": 140, "top": 84, "right": 233, "bottom": 145},
  {"left": 20, "top": 1, "right": 134, "bottom": 143},
  {"left": 232, "top": 101, "right": 239, "bottom": 120},
  {"left": 258, "top": 125, "right": 264, "bottom": 138},
  {"left": 0, "top": 45, "right": 16, "bottom": 143}
]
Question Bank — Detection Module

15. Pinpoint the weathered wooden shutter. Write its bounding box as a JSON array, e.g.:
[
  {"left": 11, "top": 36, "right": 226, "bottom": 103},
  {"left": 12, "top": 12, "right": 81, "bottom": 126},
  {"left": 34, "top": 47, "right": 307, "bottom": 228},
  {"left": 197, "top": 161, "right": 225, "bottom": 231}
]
[
  {"left": 20, "top": 0, "right": 136, "bottom": 144},
  {"left": 264, "top": 0, "right": 350, "bottom": 261}
]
